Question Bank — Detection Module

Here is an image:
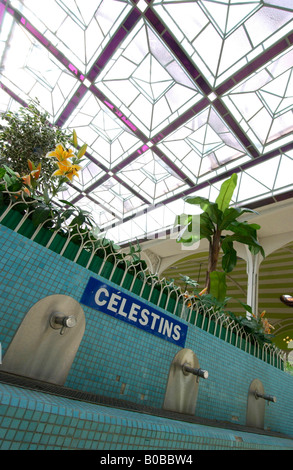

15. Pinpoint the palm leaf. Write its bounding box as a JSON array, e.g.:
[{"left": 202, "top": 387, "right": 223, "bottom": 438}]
[{"left": 215, "top": 173, "right": 238, "bottom": 212}]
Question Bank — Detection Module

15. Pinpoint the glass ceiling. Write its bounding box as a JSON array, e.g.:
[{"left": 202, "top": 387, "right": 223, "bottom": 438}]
[{"left": 0, "top": 0, "right": 292, "bottom": 244}]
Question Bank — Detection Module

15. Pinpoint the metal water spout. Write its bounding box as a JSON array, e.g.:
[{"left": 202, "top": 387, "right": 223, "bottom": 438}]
[
  {"left": 246, "top": 378, "right": 277, "bottom": 429},
  {"left": 163, "top": 348, "right": 208, "bottom": 415},
  {"left": 0, "top": 295, "right": 85, "bottom": 385},
  {"left": 254, "top": 390, "right": 276, "bottom": 403},
  {"left": 182, "top": 363, "right": 209, "bottom": 380},
  {"left": 50, "top": 312, "right": 77, "bottom": 335}
]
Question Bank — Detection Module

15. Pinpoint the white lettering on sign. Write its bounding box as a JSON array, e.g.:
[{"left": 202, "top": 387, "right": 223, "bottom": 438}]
[{"left": 81, "top": 277, "right": 188, "bottom": 347}]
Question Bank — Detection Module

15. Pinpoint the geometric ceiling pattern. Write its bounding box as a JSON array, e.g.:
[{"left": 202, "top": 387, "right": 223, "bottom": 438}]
[{"left": 0, "top": 0, "right": 292, "bottom": 244}]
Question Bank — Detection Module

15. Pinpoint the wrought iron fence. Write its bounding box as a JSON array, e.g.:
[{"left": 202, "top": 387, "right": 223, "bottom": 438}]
[{"left": 0, "top": 187, "right": 285, "bottom": 369}]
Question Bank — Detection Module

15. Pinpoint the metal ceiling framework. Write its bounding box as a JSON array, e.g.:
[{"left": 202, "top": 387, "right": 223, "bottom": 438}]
[
  {"left": 0, "top": 0, "right": 292, "bottom": 243},
  {"left": 0, "top": 1, "right": 292, "bottom": 350}
]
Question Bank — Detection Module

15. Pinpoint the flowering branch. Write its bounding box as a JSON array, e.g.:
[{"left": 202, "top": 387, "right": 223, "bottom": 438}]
[{"left": 0, "top": 130, "right": 94, "bottom": 233}]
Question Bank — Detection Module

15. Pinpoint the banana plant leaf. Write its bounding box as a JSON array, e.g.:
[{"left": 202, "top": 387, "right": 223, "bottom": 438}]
[
  {"left": 215, "top": 173, "right": 237, "bottom": 212},
  {"left": 209, "top": 271, "right": 227, "bottom": 303}
]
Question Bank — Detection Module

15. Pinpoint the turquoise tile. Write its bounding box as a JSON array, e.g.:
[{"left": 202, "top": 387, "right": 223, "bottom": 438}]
[
  {"left": 0, "top": 441, "right": 11, "bottom": 450},
  {"left": 14, "top": 430, "right": 25, "bottom": 441},
  {"left": 0, "top": 227, "right": 293, "bottom": 449}
]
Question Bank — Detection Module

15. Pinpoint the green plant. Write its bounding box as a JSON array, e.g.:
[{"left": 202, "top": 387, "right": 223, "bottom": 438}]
[
  {"left": 0, "top": 107, "right": 150, "bottom": 274},
  {"left": 0, "top": 163, "right": 95, "bottom": 233},
  {"left": 0, "top": 124, "right": 94, "bottom": 233},
  {"left": 0, "top": 99, "right": 72, "bottom": 179},
  {"left": 285, "top": 361, "right": 293, "bottom": 376},
  {"left": 227, "top": 310, "right": 275, "bottom": 345},
  {"left": 175, "top": 173, "right": 265, "bottom": 300},
  {"left": 187, "top": 279, "right": 275, "bottom": 345},
  {"left": 165, "top": 268, "right": 275, "bottom": 345},
  {"left": 179, "top": 274, "right": 199, "bottom": 292},
  {"left": 109, "top": 239, "right": 148, "bottom": 272}
]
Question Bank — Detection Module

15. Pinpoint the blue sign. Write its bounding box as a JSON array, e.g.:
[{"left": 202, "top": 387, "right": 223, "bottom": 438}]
[{"left": 80, "top": 277, "right": 187, "bottom": 347}]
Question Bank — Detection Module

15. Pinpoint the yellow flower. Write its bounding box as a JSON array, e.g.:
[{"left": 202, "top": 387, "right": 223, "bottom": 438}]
[
  {"left": 64, "top": 164, "right": 81, "bottom": 181},
  {"left": 53, "top": 160, "right": 81, "bottom": 181},
  {"left": 22, "top": 174, "right": 31, "bottom": 195},
  {"left": 31, "top": 164, "right": 41, "bottom": 180},
  {"left": 261, "top": 317, "right": 275, "bottom": 334},
  {"left": 199, "top": 287, "right": 208, "bottom": 296},
  {"left": 53, "top": 160, "right": 70, "bottom": 176},
  {"left": 47, "top": 144, "right": 74, "bottom": 162}
]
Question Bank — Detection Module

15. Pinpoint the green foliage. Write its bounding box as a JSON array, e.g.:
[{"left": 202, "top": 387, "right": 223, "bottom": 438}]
[
  {"left": 0, "top": 165, "right": 23, "bottom": 193},
  {"left": 175, "top": 173, "right": 265, "bottom": 300},
  {"left": 285, "top": 362, "right": 293, "bottom": 376},
  {"left": 179, "top": 274, "right": 199, "bottom": 291},
  {"left": 215, "top": 172, "right": 237, "bottom": 212},
  {"left": 0, "top": 113, "right": 93, "bottom": 234},
  {"left": 227, "top": 311, "right": 274, "bottom": 346},
  {"left": 166, "top": 268, "right": 275, "bottom": 345},
  {"left": 0, "top": 99, "right": 72, "bottom": 179},
  {"left": 0, "top": 164, "right": 94, "bottom": 230},
  {"left": 178, "top": 174, "right": 264, "bottom": 262},
  {"left": 116, "top": 240, "right": 148, "bottom": 272},
  {"left": 209, "top": 271, "right": 227, "bottom": 303}
]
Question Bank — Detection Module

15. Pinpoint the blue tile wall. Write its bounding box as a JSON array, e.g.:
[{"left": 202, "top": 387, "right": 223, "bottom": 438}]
[
  {"left": 1, "top": 383, "right": 293, "bottom": 450},
  {"left": 1, "top": 224, "right": 293, "bottom": 449}
]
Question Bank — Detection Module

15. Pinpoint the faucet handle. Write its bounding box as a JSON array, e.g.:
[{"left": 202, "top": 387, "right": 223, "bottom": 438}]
[
  {"left": 50, "top": 312, "right": 77, "bottom": 335},
  {"left": 254, "top": 389, "right": 276, "bottom": 403},
  {"left": 182, "top": 362, "right": 209, "bottom": 379},
  {"left": 63, "top": 316, "right": 77, "bottom": 329}
]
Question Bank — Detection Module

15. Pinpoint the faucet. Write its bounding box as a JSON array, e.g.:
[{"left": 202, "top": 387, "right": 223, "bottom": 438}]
[
  {"left": 182, "top": 362, "right": 209, "bottom": 379},
  {"left": 254, "top": 390, "right": 276, "bottom": 403},
  {"left": 50, "top": 312, "right": 77, "bottom": 335}
]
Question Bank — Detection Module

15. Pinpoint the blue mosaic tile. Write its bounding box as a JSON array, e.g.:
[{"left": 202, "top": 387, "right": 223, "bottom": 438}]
[{"left": 1, "top": 226, "right": 293, "bottom": 449}]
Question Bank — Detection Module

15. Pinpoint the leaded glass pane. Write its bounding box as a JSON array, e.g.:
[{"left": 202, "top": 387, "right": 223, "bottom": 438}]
[
  {"left": 223, "top": 47, "right": 293, "bottom": 152},
  {"left": 152, "top": 0, "right": 293, "bottom": 87},
  {"left": 118, "top": 149, "right": 189, "bottom": 204},
  {"left": 9, "top": 0, "right": 132, "bottom": 74},
  {"left": 158, "top": 106, "right": 250, "bottom": 184},
  {"left": 0, "top": 18, "right": 79, "bottom": 119},
  {"left": 0, "top": 1, "right": 292, "bottom": 241},
  {"left": 65, "top": 91, "right": 143, "bottom": 170},
  {"left": 95, "top": 19, "right": 203, "bottom": 138},
  {"left": 89, "top": 177, "right": 145, "bottom": 221}
]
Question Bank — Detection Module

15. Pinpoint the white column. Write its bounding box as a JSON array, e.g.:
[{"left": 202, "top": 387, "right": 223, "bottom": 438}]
[{"left": 246, "top": 250, "right": 261, "bottom": 318}]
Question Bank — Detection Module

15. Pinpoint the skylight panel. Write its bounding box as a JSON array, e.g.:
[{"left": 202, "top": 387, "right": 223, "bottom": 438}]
[
  {"left": 65, "top": 92, "right": 142, "bottom": 169},
  {"left": 223, "top": 46, "right": 293, "bottom": 153},
  {"left": 89, "top": 179, "right": 144, "bottom": 220},
  {"left": 158, "top": 106, "right": 250, "bottom": 183},
  {"left": 0, "top": 0, "right": 292, "bottom": 244},
  {"left": 153, "top": 0, "right": 293, "bottom": 87},
  {"left": 9, "top": 0, "right": 132, "bottom": 74},
  {"left": 76, "top": 195, "right": 117, "bottom": 228},
  {"left": 118, "top": 149, "right": 188, "bottom": 204},
  {"left": 95, "top": 19, "right": 203, "bottom": 139}
]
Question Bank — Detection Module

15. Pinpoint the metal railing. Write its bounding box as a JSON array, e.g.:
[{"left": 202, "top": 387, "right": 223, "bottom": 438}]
[{"left": 0, "top": 188, "right": 285, "bottom": 369}]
